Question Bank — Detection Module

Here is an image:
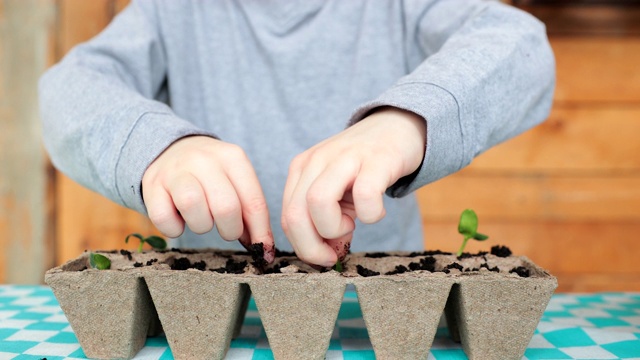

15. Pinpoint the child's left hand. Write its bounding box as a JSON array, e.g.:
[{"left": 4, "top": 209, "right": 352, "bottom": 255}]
[{"left": 281, "top": 107, "right": 426, "bottom": 267}]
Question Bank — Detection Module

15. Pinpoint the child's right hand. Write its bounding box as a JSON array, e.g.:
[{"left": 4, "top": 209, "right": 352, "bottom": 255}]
[{"left": 141, "top": 136, "right": 275, "bottom": 262}]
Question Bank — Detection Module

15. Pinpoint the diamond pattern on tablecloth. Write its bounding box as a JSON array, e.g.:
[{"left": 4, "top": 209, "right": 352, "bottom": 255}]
[
  {"left": 0, "top": 352, "right": 18, "bottom": 360},
  {"left": 22, "top": 342, "right": 81, "bottom": 357},
  {"left": 2, "top": 286, "right": 640, "bottom": 359},
  {"left": 5, "top": 329, "right": 57, "bottom": 342},
  {"left": 582, "top": 327, "right": 639, "bottom": 345},
  {"left": 601, "top": 340, "right": 640, "bottom": 358},
  {"left": 559, "top": 345, "right": 618, "bottom": 359}
]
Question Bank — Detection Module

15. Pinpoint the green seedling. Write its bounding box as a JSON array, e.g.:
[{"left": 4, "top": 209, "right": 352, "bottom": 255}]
[
  {"left": 89, "top": 252, "right": 111, "bottom": 270},
  {"left": 456, "top": 209, "right": 489, "bottom": 256},
  {"left": 125, "top": 233, "right": 167, "bottom": 253},
  {"left": 333, "top": 260, "right": 344, "bottom": 273}
]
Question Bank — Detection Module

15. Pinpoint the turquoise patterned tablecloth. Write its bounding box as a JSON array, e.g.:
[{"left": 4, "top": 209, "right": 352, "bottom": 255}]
[{"left": 0, "top": 285, "right": 639, "bottom": 359}]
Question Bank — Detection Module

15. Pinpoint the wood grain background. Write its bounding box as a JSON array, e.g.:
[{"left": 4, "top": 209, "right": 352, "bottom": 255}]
[{"left": 1, "top": 0, "right": 639, "bottom": 291}]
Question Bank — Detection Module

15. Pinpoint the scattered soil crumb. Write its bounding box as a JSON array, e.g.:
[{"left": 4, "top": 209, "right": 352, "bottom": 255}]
[
  {"left": 146, "top": 259, "right": 158, "bottom": 266},
  {"left": 119, "top": 249, "right": 132, "bottom": 260},
  {"left": 491, "top": 245, "right": 512, "bottom": 258},
  {"left": 385, "top": 265, "right": 409, "bottom": 275},
  {"left": 171, "top": 257, "right": 206, "bottom": 271},
  {"left": 510, "top": 266, "right": 530, "bottom": 278},
  {"left": 408, "top": 250, "right": 451, "bottom": 257},
  {"left": 210, "top": 258, "right": 248, "bottom": 274},
  {"left": 248, "top": 243, "right": 268, "bottom": 270},
  {"left": 275, "top": 249, "right": 296, "bottom": 257},
  {"left": 356, "top": 265, "right": 380, "bottom": 277},
  {"left": 408, "top": 256, "right": 436, "bottom": 272},
  {"left": 364, "top": 252, "right": 390, "bottom": 258}
]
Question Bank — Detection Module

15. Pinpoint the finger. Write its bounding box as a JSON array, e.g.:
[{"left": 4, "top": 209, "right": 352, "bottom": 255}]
[
  {"left": 352, "top": 162, "right": 391, "bottom": 224},
  {"left": 200, "top": 174, "right": 244, "bottom": 241},
  {"left": 306, "top": 160, "right": 358, "bottom": 239},
  {"left": 340, "top": 191, "right": 357, "bottom": 220},
  {"left": 283, "top": 205, "right": 338, "bottom": 267},
  {"left": 284, "top": 164, "right": 342, "bottom": 266},
  {"left": 167, "top": 174, "right": 214, "bottom": 234},
  {"left": 143, "top": 183, "right": 185, "bottom": 238},
  {"left": 326, "top": 234, "right": 353, "bottom": 261},
  {"left": 282, "top": 154, "right": 305, "bottom": 218},
  {"left": 226, "top": 160, "right": 275, "bottom": 262}
]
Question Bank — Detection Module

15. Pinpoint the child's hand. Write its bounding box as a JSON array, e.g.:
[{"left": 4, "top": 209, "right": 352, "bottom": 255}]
[
  {"left": 281, "top": 107, "right": 426, "bottom": 267},
  {"left": 142, "top": 136, "right": 275, "bottom": 262}
]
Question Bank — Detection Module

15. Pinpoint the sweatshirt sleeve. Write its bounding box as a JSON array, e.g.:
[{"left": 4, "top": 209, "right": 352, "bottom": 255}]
[
  {"left": 39, "top": 0, "right": 216, "bottom": 214},
  {"left": 350, "top": 0, "right": 555, "bottom": 197}
]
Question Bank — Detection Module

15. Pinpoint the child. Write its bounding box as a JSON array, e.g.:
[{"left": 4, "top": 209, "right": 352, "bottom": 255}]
[{"left": 39, "top": 0, "right": 554, "bottom": 267}]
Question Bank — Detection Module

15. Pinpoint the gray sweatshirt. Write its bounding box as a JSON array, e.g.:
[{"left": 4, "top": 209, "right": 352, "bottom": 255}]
[{"left": 39, "top": 0, "right": 554, "bottom": 252}]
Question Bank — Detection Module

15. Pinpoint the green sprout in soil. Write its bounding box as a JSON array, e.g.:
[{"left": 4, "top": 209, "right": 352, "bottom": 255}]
[
  {"left": 457, "top": 209, "right": 489, "bottom": 256},
  {"left": 125, "top": 233, "right": 167, "bottom": 253},
  {"left": 89, "top": 253, "right": 111, "bottom": 270},
  {"left": 333, "top": 260, "right": 344, "bottom": 273}
]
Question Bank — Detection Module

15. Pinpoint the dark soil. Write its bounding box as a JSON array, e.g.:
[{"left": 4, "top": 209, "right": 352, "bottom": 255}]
[
  {"left": 491, "top": 245, "right": 512, "bottom": 258},
  {"left": 364, "top": 252, "right": 391, "bottom": 258},
  {"left": 408, "top": 256, "right": 437, "bottom": 272},
  {"left": 171, "top": 257, "right": 206, "bottom": 271},
  {"left": 385, "top": 265, "right": 409, "bottom": 275},
  {"left": 119, "top": 249, "right": 133, "bottom": 260},
  {"left": 158, "top": 248, "right": 199, "bottom": 255},
  {"left": 274, "top": 249, "right": 296, "bottom": 257},
  {"left": 409, "top": 250, "right": 452, "bottom": 257},
  {"left": 264, "top": 260, "right": 291, "bottom": 274},
  {"left": 210, "top": 258, "right": 248, "bottom": 274},
  {"left": 457, "top": 251, "right": 488, "bottom": 259},
  {"left": 510, "top": 266, "right": 530, "bottom": 278},
  {"left": 356, "top": 265, "right": 380, "bottom": 277},
  {"left": 247, "top": 243, "right": 268, "bottom": 270}
]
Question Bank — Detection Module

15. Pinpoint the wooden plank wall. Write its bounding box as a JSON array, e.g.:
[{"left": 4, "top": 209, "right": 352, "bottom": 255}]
[
  {"left": 2, "top": 0, "right": 638, "bottom": 291},
  {"left": 0, "top": 0, "right": 55, "bottom": 284}
]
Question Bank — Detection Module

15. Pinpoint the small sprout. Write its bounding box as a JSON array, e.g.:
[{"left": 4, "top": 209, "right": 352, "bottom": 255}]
[
  {"left": 456, "top": 209, "right": 489, "bottom": 256},
  {"left": 89, "top": 253, "right": 111, "bottom": 270},
  {"left": 125, "top": 233, "right": 167, "bottom": 253},
  {"left": 333, "top": 260, "right": 344, "bottom": 273}
]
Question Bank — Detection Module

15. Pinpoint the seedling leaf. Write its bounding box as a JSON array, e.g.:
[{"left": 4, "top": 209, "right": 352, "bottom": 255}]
[
  {"left": 458, "top": 209, "right": 478, "bottom": 239},
  {"left": 125, "top": 233, "right": 144, "bottom": 244},
  {"left": 145, "top": 236, "right": 167, "bottom": 250},
  {"left": 333, "top": 260, "right": 343, "bottom": 273},
  {"left": 456, "top": 209, "right": 489, "bottom": 256},
  {"left": 89, "top": 253, "right": 111, "bottom": 270},
  {"left": 125, "top": 233, "right": 167, "bottom": 252}
]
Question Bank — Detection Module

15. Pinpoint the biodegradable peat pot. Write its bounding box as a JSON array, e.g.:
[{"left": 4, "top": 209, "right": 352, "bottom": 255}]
[
  {"left": 44, "top": 252, "right": 163, "bottom": 359},
  {"left": 249, "top": 272, "right": 345, "bottom": 360},
  {"left": 45, "top": 246, "right": 557, "bottom": 360}
]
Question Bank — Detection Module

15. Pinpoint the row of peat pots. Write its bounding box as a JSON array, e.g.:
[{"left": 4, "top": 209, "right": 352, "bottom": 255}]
[{"left": 45, "top": 250, "right": 557, "bottom": 359}]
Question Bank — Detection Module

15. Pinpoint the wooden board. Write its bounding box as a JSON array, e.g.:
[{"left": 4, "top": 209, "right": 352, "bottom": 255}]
[
  {"left": 0, "top": 0, "right": 55, "bottom": 284},
  {"left": 552, "top": 37, "right": 640, "bottom": 104},
  {"left": 468, "top": 105, "right": 640, "bottom": 172},
  {"left": 416, "top": 174, "right": 640, "bottom": 221}
]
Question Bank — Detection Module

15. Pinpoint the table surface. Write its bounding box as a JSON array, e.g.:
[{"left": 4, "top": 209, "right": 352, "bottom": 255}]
[{"left": 0, "top": 286, "right": 639, "bottom": 360}]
